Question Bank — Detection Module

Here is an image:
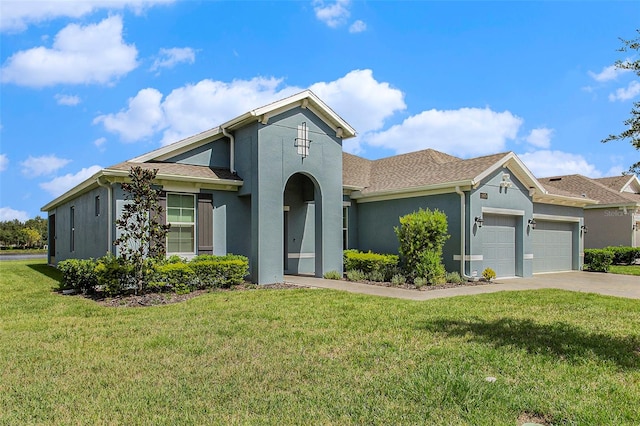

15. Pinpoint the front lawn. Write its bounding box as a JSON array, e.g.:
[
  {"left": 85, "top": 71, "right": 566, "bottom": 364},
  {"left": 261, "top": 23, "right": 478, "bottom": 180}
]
[
  {"left": 610, "top": 264, "right": 640, "bottom": 276},
  {"left": 1, "top": 260, "right": 639, "bottom": 425}
]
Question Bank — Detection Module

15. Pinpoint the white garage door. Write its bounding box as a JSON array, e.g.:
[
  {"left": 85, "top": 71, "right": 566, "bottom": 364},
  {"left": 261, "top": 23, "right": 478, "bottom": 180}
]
[
  {"left": 533, "top": 221, "right": 574, "bottom": 273},
  {"left": 483, "top": 215, "right": 516, "bottom": 278}
]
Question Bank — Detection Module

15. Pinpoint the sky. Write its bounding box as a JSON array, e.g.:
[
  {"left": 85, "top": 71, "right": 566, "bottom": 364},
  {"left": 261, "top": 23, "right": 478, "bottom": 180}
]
[{"left": 1, "top": 0, "right": 639, "bottom": 221}]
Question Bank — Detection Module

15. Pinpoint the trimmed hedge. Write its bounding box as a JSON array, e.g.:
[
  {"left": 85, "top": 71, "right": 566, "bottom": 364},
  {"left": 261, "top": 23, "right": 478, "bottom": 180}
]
[
  {"left": 605, "top": 246, "right": 640, "bottom": 265},
  {"left": 584, "top": 249, "right": 615, "bottom": 272},
  {"left": 58, "top": 253, "right": 249, "bottom": 295},
  {"left": 343, "top": 250, "right": 399, "bottom": 281}
]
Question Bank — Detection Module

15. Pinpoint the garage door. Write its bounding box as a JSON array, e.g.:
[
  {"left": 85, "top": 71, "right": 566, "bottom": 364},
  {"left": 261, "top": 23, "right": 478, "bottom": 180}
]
[
  {"left": 483, "top": 214, "right": 516, "bottom": 277},
  {"left": 532, "top": 221, "right": 574, "bottom": 273}
]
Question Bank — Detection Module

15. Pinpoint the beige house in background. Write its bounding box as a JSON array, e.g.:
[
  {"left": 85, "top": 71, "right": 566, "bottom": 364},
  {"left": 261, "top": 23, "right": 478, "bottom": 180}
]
[{"left": 540, "top": 174, "right": 640, "bottom": 248}]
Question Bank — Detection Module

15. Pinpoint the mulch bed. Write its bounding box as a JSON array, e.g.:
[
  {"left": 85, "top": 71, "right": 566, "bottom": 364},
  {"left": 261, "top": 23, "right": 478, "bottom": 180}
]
[{"left": 354, "top": 278, "right": 496, "bottom": 291}]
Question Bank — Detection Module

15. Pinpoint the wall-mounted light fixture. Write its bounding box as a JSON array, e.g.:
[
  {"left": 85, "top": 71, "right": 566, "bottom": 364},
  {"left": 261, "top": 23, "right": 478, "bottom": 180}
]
[
  {"left": 580, "top": 225, "right": 588, "bottom": 234},
  {"left": 500, "top": 173, "right": 513, "bottom": 189},
  {"left": 527, "top": 218, "right": 537, "bottom": 229},
  {"left": 475, "top": 216, "right": 484, "bottom": 228},
  {"left": 633, "top": 223, "right": 639, "bottom": 231}
]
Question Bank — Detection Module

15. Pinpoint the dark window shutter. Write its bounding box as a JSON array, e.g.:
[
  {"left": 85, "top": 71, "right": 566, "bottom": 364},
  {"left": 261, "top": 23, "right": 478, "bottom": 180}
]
[{"left": 198, "top": 193, "right": 213, "bottom": 254}]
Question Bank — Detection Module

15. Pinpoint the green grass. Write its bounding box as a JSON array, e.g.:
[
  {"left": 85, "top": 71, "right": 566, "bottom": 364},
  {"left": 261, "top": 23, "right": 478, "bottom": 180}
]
[
  {"left": 610, "top": 264, "right": 640, "bottom": 276},
  {"left": 1, "top": 260, "right": 639, "bottom": 425},
  {"left": 0, "top": 248, "right": 46, "bottom": 255}
]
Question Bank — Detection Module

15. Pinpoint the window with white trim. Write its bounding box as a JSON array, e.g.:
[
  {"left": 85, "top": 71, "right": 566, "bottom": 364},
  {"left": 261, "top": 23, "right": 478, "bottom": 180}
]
[
  {"left": 343, "top": 206, "right": 349, "bottom": 250},
  {"left": 166, "top": 193, "right": 195, "bottom": 254}
]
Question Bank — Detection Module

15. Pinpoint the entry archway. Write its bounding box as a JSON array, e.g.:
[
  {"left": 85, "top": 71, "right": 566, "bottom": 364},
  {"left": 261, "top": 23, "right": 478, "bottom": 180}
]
[{"left": 283, "top": 173, "right": 322, "bottom": 276}]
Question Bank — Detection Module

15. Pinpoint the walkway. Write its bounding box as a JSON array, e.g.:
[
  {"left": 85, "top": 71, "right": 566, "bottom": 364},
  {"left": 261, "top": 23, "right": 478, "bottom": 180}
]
[{"left": 285, "top": 271, "right": 640, "bottom": 300}]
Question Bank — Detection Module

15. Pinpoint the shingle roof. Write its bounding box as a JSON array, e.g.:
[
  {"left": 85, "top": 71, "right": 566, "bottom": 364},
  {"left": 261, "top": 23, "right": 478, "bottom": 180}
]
[
  {"left": 594, "top": 175, "right": 634, "bottom": 192},
  {"left": 343, "top": 149, "right": 511, "bottom": 194},
  {"left": 539, "top": 174, "right": 640, "bottom": 206},
  {"left": 107, "top": 161, "right": 242, "bottom": 182}
]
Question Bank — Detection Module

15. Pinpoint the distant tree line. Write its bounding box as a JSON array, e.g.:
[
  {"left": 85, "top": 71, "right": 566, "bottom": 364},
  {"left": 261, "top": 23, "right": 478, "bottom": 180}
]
[{"left": 0, "top": 216, "right": 48, "bottom": 249}]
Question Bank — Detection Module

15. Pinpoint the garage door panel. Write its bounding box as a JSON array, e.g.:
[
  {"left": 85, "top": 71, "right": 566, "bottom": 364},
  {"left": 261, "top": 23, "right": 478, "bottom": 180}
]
[
  {"left": 533, "top": 221, "right": 574, "bottom": 273},
  {"left": 483, "top": 215, "right": 516, "bottom": 278}
]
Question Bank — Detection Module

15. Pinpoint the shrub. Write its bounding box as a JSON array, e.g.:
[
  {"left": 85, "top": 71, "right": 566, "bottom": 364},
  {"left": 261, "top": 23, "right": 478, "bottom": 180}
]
[
  {"left": 191, "top": 258, "right": 248, "bottom": 289},
  {"left": 394, "top": 208, "right": 449, "bottom": 279},
  {"left": 413, "top": 277, "right": 427, "bottom": 288},
  {"left": 58, "top": 258, "right": 98, "bottom": 293},
  {"left": 415, "top": 250, "right": 446, "bottom": 285},
  {"left": 482, "top": 268, "right": 496, "bottom": 281},
  {"left": 390, "top": 274, "right": 406, "bottom": 286},
  {"left": 445, "top": 271, "right": 464, "bottom": 284},
  {"left": 584, "top": 249, "right": 615, "bottom": 272},
  {"left": 605, "top": 246, "right": 640, "bottom": 265},
  {"left": 95, "top": 254, "right": 135, "bottom": 295},
  {"left": 367, "top": 270, "right": 386, "bottom": 282},
  {"left": 323, "top": 270, "right": 342, "bottom": 280},
  {"left": 151, "top": 263, "right": 196, "bottom": 294},
  {"left": 346, "top": 269, "right": 366, "bottom": 282},
  {"left": 343, "top": 250, "right": 398, "bottom": 280}
]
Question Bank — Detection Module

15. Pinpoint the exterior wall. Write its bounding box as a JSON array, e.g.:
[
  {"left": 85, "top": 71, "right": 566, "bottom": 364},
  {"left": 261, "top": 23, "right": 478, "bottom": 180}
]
[
  {"left": 49, "top": 186, "right": 109, "bottom": 263},
  {"left": 164, "top": 139, "right": 230, "bottom": 169},
  {"left": 584, "top": 208, "right": 633, "bottom": 248},
  {"left": 252, "top": 107, "right": 344, "bottom": 283},
  {"left": 354, "top": 192, "right": 461, "bottom": 274},
  {"left": 468, "top": 168, "right": 534, "bottom": 277}
]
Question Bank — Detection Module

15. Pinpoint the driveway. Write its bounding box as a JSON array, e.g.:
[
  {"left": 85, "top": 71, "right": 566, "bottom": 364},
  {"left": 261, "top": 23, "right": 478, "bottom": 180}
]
[{"left": 285, "top": 271, "right": 640, "bottom": 300}]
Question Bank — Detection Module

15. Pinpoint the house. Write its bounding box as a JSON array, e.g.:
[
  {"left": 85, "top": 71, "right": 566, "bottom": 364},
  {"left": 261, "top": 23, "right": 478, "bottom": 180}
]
[
  {"left": 42, "top": 90, "right": 595, "bottom": 283},
  {"left": 539, "top": 174, "right": 640, "bottom": 248}
]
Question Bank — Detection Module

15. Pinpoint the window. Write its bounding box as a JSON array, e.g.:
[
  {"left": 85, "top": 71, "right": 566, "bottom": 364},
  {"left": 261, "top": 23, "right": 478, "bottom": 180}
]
[
  {"left": 70, "top": 206, "right": 75, "bottom": 252},
  {"left": 343, "top": 206, "right": 349, "bottom": 250},
  {"left": 95, "top": 196, "right": 100, "bottom": 217},
  {"left": 166, "top": 193, "right": 195, "bottom": 254}
]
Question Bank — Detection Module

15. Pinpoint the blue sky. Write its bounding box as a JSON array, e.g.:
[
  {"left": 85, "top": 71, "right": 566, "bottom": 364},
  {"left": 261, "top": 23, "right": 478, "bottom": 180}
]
[{"left": 1, "top": 1, "right": 639, "bottom": 221}]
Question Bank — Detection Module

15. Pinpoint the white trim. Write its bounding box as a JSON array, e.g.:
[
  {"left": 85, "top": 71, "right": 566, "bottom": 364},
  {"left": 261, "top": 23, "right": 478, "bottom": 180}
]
[
  {"left": 283, "top": 205, "right": 290, "bottom": 212},
  {"left": 524, "top": 253, "right": 534, "bottom": 260},
  {"left": 481, "top": 207, "right": 525, "bottom": 216},
  {"left": 287, "top": 252, "right": 315, "bottom": 259},
  {"left": 532, "top": 213, "right": 581, "bottom": 223},
  {"left": 162, "top": 184, "right": 200, "bottom": 193},
  {"left": 342, "top": 201, "right": 352, "bottom": 207},
  {"left": 453, "top": 254, "right": 483, "bottom": 261},
  {"left": 352, "top": 183, "right": 471, "bottom": 203}
]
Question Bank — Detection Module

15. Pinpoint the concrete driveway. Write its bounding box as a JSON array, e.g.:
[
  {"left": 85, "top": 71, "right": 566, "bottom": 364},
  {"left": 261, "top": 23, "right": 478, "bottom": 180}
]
[{"left": 285, "top": 271, "right": 640, "bottom": 301}]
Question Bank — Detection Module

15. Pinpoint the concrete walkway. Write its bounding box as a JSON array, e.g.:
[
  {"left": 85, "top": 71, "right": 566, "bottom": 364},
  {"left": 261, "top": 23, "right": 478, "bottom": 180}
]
[{"left": 285, "top": 271, "right": 640, "bottom": 300}]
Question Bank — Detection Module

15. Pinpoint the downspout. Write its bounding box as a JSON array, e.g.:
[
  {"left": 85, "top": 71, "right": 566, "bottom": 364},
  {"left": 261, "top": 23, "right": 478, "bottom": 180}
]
[
  {"left": 96, "top": 176, "right": 112, "bottom": 255},
  {"left": 222, "top": 127, "right": 236, "bottom": 174},
  {"left": 455, "top": 186, "right": 472, "bottom": 279}
]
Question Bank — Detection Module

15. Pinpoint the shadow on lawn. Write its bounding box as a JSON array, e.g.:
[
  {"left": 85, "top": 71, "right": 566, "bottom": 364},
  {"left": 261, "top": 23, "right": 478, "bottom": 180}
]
[
  {"left": 422, "top": 317, "right": 640, "bottom": 369},
  {"left": 27, "top": 263, "right": 62, "bottom": 284}
]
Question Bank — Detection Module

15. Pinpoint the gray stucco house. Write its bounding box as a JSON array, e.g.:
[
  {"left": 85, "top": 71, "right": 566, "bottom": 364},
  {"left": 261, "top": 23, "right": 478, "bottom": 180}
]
[
  {"left": 539, "top": 174, "right": 640, "bottom": 248},
  {"left": 42, "top": 90, "right": 595, "bottom": 283}
]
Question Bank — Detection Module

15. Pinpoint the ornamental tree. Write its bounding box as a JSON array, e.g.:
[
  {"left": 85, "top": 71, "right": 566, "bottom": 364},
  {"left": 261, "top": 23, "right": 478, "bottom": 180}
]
[{"left": 114, "top": 166, "right": 170, "bottom": 294}]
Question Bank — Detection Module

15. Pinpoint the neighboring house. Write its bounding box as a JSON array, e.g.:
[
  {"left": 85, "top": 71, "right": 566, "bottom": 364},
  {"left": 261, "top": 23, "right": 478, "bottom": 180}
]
[
  {"left": 42, "top": 90, "right": 594, "bottom": 283},
  {"left": 539, "top": 174, "right": 640, "bottom": 248}
]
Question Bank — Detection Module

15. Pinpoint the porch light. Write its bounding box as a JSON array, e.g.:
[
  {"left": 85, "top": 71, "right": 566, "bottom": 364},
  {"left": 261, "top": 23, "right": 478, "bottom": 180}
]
[
  {"left": 528, "top": 218, "right": 537, "bottom": 229},
  {"left": 580, "top": 225, "right": 588, "bottom": 234},
  {"left": 475, "top": 216, "right": 484, "bottom": 228}
]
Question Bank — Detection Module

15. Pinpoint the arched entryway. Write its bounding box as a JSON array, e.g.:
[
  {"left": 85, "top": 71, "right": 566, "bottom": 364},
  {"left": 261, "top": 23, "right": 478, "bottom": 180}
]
[{"left": 283, "top": 173, "right": 322, "bottom": 276}]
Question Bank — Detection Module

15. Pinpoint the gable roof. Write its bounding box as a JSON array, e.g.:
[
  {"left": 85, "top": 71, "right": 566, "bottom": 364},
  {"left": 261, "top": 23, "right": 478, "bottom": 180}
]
[
  {"left": 539, "top": 174, "right": 640, "bottom": 208},
  {"left": 343, "top": 149, "right": 594, "bottom": 206},
  {"left": 131, "top": 90, "right": 356, "bottom": 163}
]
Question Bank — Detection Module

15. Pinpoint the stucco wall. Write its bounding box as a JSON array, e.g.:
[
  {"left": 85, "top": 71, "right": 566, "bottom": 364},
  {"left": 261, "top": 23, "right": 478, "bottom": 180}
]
[
  {"left": 584, "top": 208, "right": 633, "bottom": 248},
  {"left": 164, "top": 139, "right": 230, "bottom": 169}
]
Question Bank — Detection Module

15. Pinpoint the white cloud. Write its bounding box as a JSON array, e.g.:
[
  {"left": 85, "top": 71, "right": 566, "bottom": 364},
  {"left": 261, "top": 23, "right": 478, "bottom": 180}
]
[
  {"left": 525, "top": 127, "right": 553, "bottom": 149},
  {"left": 150, "top": 47, "right": 196, "bottom": 71},
  {"left": 0, "top": 207, "right": 29, "bottom": 222},
  {"left": 519, "top": 150, "right": 601, "bottom": 178},
  {"left": 0, "top": 154, "right": 8, "bottom": 172},
  {"left": 20, "top": 155, "right": 71, "bottom": 177},
  {"left": 94, "top": 88, "right": 164, "bottom": 142},
  {"left": 55, "top": 94, "right": 81, "bottom": 106},
  {"left": 94, "top": 137, "right": 107, "bottom": 148},
  {"left": 1, "top": 0, "right": 174, "bottom": 33},
  {"left": 40, "top": 165, "right": 103, "bottom": 197},
  {"left": 588, "top": 63, "right": 631, "bottom": 82},
  {"left": 608, "top": 80, "right": 640, "bottom": 102},
  {"left": 93, "top": 69, "right": 405, "bottom": 149},
  {"left": 349, "top": 20, "right": 367, "bottom": 33},
  {"left": 365, "top": 107, "right": 522, "bottom": 157},
  {"left": 314, "top": 0, "right": 350, "bottom": 28},
  {"left": 1, "top": 16, "right": 138, "bottom": 87}
]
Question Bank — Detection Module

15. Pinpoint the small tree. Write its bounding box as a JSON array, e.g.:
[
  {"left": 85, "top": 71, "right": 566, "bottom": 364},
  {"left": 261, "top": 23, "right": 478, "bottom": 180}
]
[
  {"left": 602, "top": 29, "right": 640, "bottom": 174},
  {"left": 114, "top": 166, "right": 170, "bottom": 294},
  {"left": 394, "top": 208, "right": 449, "bottom": 283}
]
